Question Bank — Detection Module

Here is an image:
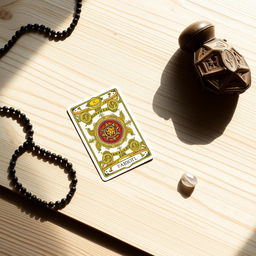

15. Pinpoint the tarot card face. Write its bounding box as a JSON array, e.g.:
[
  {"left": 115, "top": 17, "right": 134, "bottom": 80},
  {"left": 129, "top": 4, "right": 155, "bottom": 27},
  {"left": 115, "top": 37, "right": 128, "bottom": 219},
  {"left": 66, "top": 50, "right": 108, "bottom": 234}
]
[{"left": 67, "top": 88, "right": 153, "bottom": 181}]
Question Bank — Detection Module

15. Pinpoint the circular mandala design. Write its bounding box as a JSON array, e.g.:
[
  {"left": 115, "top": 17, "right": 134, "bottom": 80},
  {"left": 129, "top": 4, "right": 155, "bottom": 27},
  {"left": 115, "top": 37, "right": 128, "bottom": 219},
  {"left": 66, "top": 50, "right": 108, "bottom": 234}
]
[{"left": 98, "top": 119, "right": 124, "bottom": 145}]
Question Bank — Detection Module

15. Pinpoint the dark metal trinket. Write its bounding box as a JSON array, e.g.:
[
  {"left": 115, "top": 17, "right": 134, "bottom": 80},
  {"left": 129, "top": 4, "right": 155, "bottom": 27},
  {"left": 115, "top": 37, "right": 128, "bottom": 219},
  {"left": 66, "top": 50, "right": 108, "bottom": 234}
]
[{"left": 179, "top": 21, "right": 251, "bottom": 94}]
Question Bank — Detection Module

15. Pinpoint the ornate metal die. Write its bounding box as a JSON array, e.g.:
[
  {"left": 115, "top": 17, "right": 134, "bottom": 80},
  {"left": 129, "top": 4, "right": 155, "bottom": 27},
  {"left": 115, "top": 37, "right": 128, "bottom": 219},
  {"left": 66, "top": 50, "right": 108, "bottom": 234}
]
[
  {"left": 179, "top": 21, "right": 251, "bottom": 94},
  {"left": 194, "top": 39, "right": 251, "bottom": 94}
]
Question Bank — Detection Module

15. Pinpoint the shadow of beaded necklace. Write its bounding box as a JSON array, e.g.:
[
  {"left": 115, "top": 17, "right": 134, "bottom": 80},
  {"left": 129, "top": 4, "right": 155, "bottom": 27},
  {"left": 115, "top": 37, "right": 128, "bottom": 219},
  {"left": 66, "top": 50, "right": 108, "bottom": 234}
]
[{"left": 0, "top": 0, "right": 82, "bottom": 210}]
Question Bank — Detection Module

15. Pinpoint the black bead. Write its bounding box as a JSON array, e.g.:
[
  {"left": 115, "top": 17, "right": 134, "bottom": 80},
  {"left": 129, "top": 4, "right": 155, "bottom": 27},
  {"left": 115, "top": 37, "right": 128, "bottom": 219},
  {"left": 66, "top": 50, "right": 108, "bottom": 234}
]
[
  {"left": 11, "top": 154, "right": 18, "bottom": 161},
  {"left": 67, "top": 27, "right": 73, "bottom": 35},
  {"left": 8, "top": 39, "right": 14, "bottom": 47},
  {"left": 27, "top": 130, "right": 34, "bottom": 137},
  {"left": 25, "top": 123, "right": 33, "bottom": 131},
  {"left": 42, "top": 200, "right": 47, "bottom": 206},
  {"left": 55, "top": 201, "right": 61, "bottom": 208},
  {"left": 32, "top": 24, "right": 39, "bottom": 32},
  {"left": 70, "top": 22, "right": 76, "bottom": 30},
  {"left": 37, "top": 198, "right": 43, "bottom": 204},
  {"left": 48, "top": 201, "right": 54, "bottom": 208},
  {"left": 14, "top": 149, "right": 20, "bottom": 156},
  {"left": 19, "top": 113, "right": 26, "bottom": 119},
  {"left": 15, "top": 182, "right": 22, "bottom": 189},
  {"left": 3, "top": 44, "right": 9, "bottom": 53},
  {"left": 61, "top": 30, "right": 68, "bottom": 38},
  {"left": 45, "top": 27, "right": 51, "bottom": 36},
  {"left": 76, "top": 8, "right": 81, "bottom": 14},
  {"left": 74, "top": 13, "right": 80, "bottom": 19},
  {"left": 14, "top": 109, "right": 21, "bottom": 117},
  {"left": 39, "top": 25, "right": 46, "bottom": 33},
  {"left": 56, "top": 155, "right": 62, "bottom": 163},
  {"left": 66, "top": 162, "right": 73, "bottom": 169},
  {"left": 66, "top": 193, "right": 73, "bottom": 201},
  {"left": 15, "top": 31, "right": 21, "bottom": 38},
  {"left": 20, "top": 26, "right": 25, "bottom": 32},
  {"left": 26, "top": 135, "right": 33, "bottom": 142},
  {"left": 9, "top": 160, "right": 16, "bottom": 168},
  {"left": 9, "top": 169, "right": 16, "bottom": 176},
  {"left": 25, "top": 192, "right": 32, "bottom": 198},
  {"left": 31, "top": 195, "right": 37, "bottom": 201},
  {"left": 61, "top": 158, "right": 68, "bottom": 167},
  {"left": 69, "top": 169, "right": 76, "bottom": 178},
  {"left": 25, "top": 24, "right": 32, "bottom": 32},
  {"left": 20, "top": 187, "right": 26, "bottom": 194},
  {"left": 33, "top": 145, "right": 40, "bottom": 153},
  {"left": 70, "top": 187, "right": 76, "bottom": 194},
  {"left": 18, "top": 145, "right": 25, "bottom": 154},
  {"left": 12, "top": 176, "right": 18, "bottom": 183},
  {"left": 61, "top": 198, "right": 66, "bottom": 206},
  {"left": 9, "top": 107, "right": 15, "bottom": 114},
  {"left": 23, "top": 141, "right": 33, "bottom": 150},
  {"left": 50, "top": 30, "right": 56, "bottom": 39},
  {"left": 56, "top": 32, "right": 62, "bottom": 39},
  {"left": 23, "top": 117, "right": 30, "bottom": 124},
  {"left": 39, "top": 148, "right": 46, "bottom": 156},
  {"left": 45, "top": 150, "right": 51, "bottom": 160},
  {"left": 71, "top": 178, "right": 78, "bottom": 186}
]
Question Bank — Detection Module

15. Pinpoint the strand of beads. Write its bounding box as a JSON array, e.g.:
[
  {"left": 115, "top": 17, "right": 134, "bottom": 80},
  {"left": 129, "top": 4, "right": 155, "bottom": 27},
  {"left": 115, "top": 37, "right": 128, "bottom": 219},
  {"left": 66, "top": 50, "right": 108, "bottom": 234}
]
[{"left": 0, "top": 106, "right": 77, "bottom": 210}]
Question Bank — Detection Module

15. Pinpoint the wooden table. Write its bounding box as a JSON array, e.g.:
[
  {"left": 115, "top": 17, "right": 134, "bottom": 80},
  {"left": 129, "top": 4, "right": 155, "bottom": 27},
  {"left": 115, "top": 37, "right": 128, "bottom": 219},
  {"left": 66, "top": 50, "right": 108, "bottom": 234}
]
[
  {"left": 0, "top": 187, "right": 121, "bottom": 256},
  {"left": 1, "top": 1, "right": 256, "bottom": 255}
]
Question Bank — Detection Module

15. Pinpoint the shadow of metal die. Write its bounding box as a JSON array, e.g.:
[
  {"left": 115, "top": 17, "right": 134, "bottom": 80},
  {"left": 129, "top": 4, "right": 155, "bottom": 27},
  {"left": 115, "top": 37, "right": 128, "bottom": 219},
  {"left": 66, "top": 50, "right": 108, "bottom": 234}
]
[{"left": 179, "top": 21, "right": 251, "bottom": 94}]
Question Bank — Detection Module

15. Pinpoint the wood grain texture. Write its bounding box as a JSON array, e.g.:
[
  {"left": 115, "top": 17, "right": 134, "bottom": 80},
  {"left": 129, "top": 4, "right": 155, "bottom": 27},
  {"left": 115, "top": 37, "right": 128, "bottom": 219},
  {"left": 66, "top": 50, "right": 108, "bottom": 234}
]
[
  {"left": 0, "top": 196, "right": 121, "bottom": 256},
  {"left": 0, "top": 0, "right": 256, "bottom": 255}
]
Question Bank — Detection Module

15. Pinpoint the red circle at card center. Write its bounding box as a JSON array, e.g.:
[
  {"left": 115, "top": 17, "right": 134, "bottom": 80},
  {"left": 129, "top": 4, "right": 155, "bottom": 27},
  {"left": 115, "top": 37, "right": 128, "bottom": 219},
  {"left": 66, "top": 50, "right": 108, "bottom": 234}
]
[{"left": 98, "top": 119, "right": 124, "bottom": 144}]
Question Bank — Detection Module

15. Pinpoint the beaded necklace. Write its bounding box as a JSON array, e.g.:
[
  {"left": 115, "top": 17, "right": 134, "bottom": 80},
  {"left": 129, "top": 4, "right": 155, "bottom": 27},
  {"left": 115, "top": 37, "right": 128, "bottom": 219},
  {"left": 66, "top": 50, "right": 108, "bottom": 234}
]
[{"left": 0, "top": 0, "right": 82, "bottom": 210}]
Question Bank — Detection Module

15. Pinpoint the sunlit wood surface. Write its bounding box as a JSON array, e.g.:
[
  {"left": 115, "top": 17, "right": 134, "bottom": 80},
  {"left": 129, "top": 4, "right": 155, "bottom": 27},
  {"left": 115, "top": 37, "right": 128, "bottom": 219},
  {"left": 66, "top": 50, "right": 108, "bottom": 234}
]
[
  {"left": 0, "top": 1, "right": 256, "bottom": 255},
  {"left": 0, "top": 195, "right": 121, "bottom": 256}
]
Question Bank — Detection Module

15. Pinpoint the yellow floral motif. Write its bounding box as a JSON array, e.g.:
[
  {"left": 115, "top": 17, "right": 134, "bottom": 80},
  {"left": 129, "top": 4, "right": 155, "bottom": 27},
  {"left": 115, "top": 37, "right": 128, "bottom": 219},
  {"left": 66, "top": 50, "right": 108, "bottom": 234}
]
[
  {"left": 107, "top": 99, "right": 118, "bottom": 112},
  {"left": 106, "top": 126, "right": 116, "bottom": 136},
  {"left": 87, "top": 97, "right": 102, "bottom": 108}
]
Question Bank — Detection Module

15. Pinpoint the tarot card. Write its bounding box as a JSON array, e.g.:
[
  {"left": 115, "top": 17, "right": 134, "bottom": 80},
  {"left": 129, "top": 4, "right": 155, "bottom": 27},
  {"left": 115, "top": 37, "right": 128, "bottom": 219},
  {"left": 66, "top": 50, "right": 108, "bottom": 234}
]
[{"left": 67, "top": 88, "right": 153, "bottom": 181}]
